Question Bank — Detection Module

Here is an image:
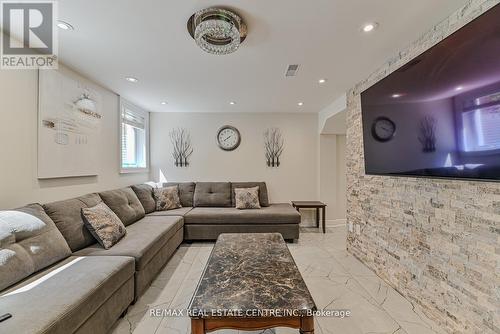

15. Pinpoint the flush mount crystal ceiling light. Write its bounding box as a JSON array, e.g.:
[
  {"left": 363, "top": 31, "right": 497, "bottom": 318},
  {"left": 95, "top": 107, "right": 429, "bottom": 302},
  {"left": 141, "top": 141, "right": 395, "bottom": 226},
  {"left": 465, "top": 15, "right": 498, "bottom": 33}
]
[{"left": 187, "top": 7, "right": 247, "bottom": 55}]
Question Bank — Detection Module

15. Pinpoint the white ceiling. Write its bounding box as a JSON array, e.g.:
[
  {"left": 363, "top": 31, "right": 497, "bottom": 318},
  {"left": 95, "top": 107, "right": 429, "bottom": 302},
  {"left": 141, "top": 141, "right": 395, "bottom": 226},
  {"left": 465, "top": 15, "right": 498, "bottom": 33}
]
[{"left": 58, "top": 0, "right": 468, "bottom": 113}]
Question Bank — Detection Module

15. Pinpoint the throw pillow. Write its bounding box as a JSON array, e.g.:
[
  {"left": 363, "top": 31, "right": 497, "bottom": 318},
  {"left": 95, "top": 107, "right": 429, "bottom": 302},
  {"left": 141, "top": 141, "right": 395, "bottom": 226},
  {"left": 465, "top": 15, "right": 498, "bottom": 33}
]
[
  {"left": 154, "top": 186, "right": 182, "bottom": 211},
  {"left": 81, "top": 202, "right": 126, "bottom": 249},
  {"left": 234, "top": 186, "right": 261, "bottom": 209}
]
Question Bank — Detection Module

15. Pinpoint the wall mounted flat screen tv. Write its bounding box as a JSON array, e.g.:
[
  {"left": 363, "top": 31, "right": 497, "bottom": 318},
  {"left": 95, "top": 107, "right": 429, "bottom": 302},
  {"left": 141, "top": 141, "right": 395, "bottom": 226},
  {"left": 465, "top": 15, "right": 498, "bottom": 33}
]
[{"left": 361, "top": 4, "right": 500, "bottom": 181}]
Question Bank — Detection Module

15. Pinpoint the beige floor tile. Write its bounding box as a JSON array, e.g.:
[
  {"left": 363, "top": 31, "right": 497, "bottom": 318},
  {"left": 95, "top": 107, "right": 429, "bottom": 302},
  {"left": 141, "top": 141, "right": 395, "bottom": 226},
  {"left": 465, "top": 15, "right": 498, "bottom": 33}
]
[
  {"left": 109, "top": 227, "right": 444, "bottom": 334},
  {"left": 128, "top": 312, "right": 163, "bottom": 334},
  {"left": 329, "top": 252, "right": 378, "bottom": 278}
]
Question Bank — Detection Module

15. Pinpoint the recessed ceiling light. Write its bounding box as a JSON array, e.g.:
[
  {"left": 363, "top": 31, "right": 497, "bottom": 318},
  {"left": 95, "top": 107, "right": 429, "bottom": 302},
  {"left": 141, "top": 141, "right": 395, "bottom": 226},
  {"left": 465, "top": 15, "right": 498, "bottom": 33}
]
[
  {"left": 57, "top": 20, "right": 74, "bottom": 31},
  {"left": 160, "top": 101, "right": 167, "bottom": 105},
  {"left": 297, "top": 102, "right": 304, "bottom": 106},
  {"left": 455, "top": 86, "right": 463, "bottom": 91},
  {"left": 362, "top": 22, "right": 378, "bottom": 33},
  {"left": 392, "top": 93, "right": 403, "bottom": 98},
  {"left": 125, "top": 77, "right": 138, "bottom": 83},
  {"left": 229, "top": 101, "right": 236, "bottom": 105},
  {"left": 318, "top": 79, "right": 327, "bottom": 84}
]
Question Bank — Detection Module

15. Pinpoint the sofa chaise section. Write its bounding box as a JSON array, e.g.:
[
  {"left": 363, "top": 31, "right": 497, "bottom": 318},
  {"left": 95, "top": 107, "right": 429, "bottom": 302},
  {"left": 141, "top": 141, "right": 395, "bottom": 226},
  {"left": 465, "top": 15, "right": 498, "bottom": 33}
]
[
  {"left": 74, "top": 214, "right": 183, "bottom": 298},
  {"left": 185, "top": 203, "right": 300, "bottom": 225},
  {"left": 149, "top": 181, "right": 302, "bottom": 241},
  {"left": 184, "top": 203, "right": 301, "bottom": 240},
  {"left": 0, "top": 256, "right": 134, "bottom": 334}
]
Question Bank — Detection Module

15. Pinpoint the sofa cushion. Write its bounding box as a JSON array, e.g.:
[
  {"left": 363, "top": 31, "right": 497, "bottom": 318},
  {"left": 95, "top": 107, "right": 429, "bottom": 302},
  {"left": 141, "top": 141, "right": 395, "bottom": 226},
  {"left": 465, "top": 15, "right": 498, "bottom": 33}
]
[
  {"left": 193, "top": 182, "right": 231, "bottom": 207},
  {"left": 0, "top": 256, "right": 134, "bottom": 334},
  {"left": 164, "top": 182, "right": 196, "bottom": 207},
  {"left": 234, "top": 186, "right": 261, "bottom": 209},
  {"left": 231, "top": 182, "right": 269, "bottom": 207},
  {"left": 99, "top": 187, "right": 145, "bottom": 226},
  {"left": 154, "top": 186, "right": 182, "bottom": 211},
  {"left": 0, "top": 204, "right": 71, "bottom": 291},
  {"left": 147, "top": 207, "right": 193, "bottom": 217},
  {"left": 131, "top": 184, "right": 156, "bottom": 214},
  {"left": 44, "top": 193, "right": 102, "bottom": 252},
  {"left": 184, "top": 203, "right": 301, "bottom": 225},
  {"left": 82, "top": 202, "right": 127, "bottom": 249},
  {"left": 73, "top": 215, "right": 183, "bottom": 271}
]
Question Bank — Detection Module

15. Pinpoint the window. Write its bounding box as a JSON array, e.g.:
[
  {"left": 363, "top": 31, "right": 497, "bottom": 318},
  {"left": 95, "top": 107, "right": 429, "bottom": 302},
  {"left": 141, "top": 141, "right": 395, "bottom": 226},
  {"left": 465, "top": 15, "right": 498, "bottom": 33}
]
[
  {"left": 462, "top": 92, "right": 500, "bottom": 152},
  {"left": 120, "top": 98, "right": 149, "bottom": 173}
]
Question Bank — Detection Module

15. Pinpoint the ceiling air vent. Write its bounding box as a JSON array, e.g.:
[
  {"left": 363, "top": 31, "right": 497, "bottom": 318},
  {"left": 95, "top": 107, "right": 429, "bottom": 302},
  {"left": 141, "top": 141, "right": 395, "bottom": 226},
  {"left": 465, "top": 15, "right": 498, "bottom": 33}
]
[{"left": 285, "top": 64, "right": 300, "bottom": 77}]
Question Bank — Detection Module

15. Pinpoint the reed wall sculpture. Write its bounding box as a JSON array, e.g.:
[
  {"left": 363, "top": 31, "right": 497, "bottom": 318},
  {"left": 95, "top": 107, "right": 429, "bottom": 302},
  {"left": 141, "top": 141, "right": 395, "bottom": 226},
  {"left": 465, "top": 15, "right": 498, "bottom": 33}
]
[
  {"left": 170, "top": 128, "right": 193, "bottom": 167},
  {"left": 264, "top": 128, "right": 284, "bottom": 167}
]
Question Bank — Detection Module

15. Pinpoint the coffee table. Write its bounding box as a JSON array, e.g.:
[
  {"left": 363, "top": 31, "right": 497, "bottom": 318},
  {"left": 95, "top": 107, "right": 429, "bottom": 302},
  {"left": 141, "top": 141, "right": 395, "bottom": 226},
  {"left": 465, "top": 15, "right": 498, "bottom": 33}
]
[{"left": 188, "top": 233, "right": 317, "bottom": 333}]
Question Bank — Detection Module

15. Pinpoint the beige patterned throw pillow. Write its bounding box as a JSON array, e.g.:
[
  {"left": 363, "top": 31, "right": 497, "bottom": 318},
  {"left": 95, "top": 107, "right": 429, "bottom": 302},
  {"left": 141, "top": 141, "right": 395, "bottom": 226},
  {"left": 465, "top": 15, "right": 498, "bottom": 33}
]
[
  {"left": 154, "top": 186, "right": 182, "bottom": 211},
  {"left": 234, "top": 186, "right": 261, "bottom": 209},
  {"left": 81, "top": 202, "right": 126, "bottom": 249}
]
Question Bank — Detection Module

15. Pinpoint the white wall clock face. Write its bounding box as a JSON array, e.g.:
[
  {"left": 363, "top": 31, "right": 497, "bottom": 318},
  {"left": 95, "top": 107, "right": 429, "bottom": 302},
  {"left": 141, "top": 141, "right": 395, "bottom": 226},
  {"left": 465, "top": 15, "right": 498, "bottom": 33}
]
[{"left": 216, "top": 125, "right": 241, "bottom": 151}]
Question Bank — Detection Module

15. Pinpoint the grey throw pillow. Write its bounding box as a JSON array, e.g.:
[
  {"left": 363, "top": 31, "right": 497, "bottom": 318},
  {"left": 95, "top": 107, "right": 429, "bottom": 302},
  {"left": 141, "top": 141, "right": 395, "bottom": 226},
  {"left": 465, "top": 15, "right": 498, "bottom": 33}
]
[
  {"left": 234, "top": 187, "right": 261, "bottom": 209},
  {"left": 154, "top": 186, "right": 182, "bottom": 211},
  {"left": 81, "top": 202, "right": 126, "bottom": 249}
]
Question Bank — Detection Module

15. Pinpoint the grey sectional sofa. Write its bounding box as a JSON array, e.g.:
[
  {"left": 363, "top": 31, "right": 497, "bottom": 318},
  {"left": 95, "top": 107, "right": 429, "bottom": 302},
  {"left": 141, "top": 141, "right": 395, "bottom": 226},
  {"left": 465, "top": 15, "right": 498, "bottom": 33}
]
[
  {"left": 0, "top": 181, "right": 300, "bottom": 334},
  {"left": 164, "top": 182, "right": 301, "bottom": 241}
]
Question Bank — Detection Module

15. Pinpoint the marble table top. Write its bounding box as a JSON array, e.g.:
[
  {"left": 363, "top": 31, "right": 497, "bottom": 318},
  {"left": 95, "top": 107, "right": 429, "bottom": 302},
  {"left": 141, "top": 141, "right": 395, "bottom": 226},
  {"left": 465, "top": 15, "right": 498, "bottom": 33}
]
[{"left": 188, "top": 233, "right": 316, "bottom": 318}]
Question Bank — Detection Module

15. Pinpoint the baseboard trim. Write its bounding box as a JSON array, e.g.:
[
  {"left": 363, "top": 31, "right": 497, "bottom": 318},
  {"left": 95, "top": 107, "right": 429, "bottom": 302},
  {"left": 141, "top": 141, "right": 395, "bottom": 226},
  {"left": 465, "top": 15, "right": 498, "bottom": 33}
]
[
  {"left": 300, "top": 219, "right": 346, "bottom": 228},
  {"left": 326, "top": 219, "right": 346, "bottom": 227}
]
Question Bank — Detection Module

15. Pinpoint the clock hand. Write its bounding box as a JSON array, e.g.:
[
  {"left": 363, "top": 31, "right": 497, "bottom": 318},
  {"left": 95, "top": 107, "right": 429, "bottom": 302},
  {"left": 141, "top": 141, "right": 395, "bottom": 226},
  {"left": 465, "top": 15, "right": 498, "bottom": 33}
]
[{"left": 223, "top": 136, "right": 232, "bottom": 142}]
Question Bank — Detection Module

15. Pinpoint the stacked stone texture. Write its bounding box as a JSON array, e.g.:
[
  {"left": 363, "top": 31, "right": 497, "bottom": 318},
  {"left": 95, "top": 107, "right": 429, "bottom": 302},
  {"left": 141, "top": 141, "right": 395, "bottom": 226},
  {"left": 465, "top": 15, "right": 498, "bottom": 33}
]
[{"left": 346, "top": 0, "right": 500, "bottom": 333}]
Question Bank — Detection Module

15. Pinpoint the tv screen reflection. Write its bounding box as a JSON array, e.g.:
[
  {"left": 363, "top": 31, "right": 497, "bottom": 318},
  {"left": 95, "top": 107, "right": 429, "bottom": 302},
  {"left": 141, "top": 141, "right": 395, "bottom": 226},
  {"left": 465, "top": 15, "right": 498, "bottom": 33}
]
[{"left": 361, "top": 4, "right": 500, "bottom": 181}]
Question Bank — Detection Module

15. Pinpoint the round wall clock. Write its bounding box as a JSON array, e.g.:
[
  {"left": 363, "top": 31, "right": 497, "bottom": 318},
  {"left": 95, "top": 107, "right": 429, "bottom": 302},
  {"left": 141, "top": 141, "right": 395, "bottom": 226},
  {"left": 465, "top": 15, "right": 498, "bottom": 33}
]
[
  {"left": 371, "top": 117, "right": 396, "bottom": 142},
  {"left": 216, "top": 125, "right": 241, "bottom": 151}
]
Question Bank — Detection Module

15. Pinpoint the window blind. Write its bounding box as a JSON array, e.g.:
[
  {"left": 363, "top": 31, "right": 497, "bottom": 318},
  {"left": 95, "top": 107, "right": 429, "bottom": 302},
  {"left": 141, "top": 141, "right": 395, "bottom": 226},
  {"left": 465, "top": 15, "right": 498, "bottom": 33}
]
[
  {"left": 120, "top": 100, "right": 148, "bottom": 170},
  {"left": 462, "top": 93, "right": 500, "bottom": 152}
]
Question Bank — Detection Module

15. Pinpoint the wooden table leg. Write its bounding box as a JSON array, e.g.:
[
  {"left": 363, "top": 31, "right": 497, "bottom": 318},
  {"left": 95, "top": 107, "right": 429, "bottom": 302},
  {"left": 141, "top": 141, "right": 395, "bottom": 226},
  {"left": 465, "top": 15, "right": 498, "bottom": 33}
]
[
  {"left": 191, "top": 319, "right": 205, "bottom": 334},
  {"left": 315, "top": 207, "right": 319, "bottom": 228},
  {"left": 300, "top": 316, "right": 314, "bottom": 333},
  {"left": 322, "top": 206, "right": 326, "bottom": 234}
]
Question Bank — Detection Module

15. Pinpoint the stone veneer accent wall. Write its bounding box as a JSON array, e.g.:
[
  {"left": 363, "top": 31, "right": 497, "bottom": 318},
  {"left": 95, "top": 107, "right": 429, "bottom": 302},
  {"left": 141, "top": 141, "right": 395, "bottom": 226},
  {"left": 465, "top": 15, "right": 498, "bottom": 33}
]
[{"left": 346, "top": 1, "right": 500, "bottom": 333}]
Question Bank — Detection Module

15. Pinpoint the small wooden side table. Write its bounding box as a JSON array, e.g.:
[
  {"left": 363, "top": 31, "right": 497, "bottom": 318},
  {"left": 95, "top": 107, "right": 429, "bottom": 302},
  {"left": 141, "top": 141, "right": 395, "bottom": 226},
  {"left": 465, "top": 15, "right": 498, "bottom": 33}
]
[{"left": 291, "top": 201, "right": 327, "bottom": 234}]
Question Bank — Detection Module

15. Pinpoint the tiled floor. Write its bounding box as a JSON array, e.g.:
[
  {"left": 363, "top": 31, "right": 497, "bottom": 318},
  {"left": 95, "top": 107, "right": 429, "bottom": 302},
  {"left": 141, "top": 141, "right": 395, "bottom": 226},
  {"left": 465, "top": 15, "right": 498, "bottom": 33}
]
[{"left": 111, "top": 227, "right": 446, "bottom": 334}]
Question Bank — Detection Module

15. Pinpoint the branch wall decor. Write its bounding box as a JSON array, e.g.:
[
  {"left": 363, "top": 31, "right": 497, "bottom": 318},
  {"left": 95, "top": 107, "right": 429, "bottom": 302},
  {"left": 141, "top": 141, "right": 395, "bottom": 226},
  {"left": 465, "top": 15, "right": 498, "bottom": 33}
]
[
  {"left": 169, "top": 128, "right": 193, "bottom": 167},
  {"left": 418, "top": 116, "right": 437, "bottom": 153},
  {"left": 264, "top": 128, "right": 285, "bottom": 167}
]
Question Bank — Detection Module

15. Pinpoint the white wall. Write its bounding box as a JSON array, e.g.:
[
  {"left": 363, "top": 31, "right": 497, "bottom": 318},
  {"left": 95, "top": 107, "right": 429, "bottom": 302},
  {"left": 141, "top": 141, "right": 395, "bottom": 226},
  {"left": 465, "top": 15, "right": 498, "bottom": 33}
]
[
  {"left": 150, "top": 112, "right": 318, "bottom": 205},
  {"left": 319, "top": 134, "right": 346, "bottom": 222},
  {"left": 335, "top": 135, "right": 347, "bottom": 219},
  {"left": 0, "top": 66, "right": 149, "bottom": 209}
]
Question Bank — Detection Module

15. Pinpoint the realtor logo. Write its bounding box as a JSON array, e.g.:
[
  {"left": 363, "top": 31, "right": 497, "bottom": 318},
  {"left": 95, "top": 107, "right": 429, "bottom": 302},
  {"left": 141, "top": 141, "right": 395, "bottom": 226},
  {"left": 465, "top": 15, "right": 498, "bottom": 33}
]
[{"left": 1, "top": 1, "right": 58, "bottom": 69}]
